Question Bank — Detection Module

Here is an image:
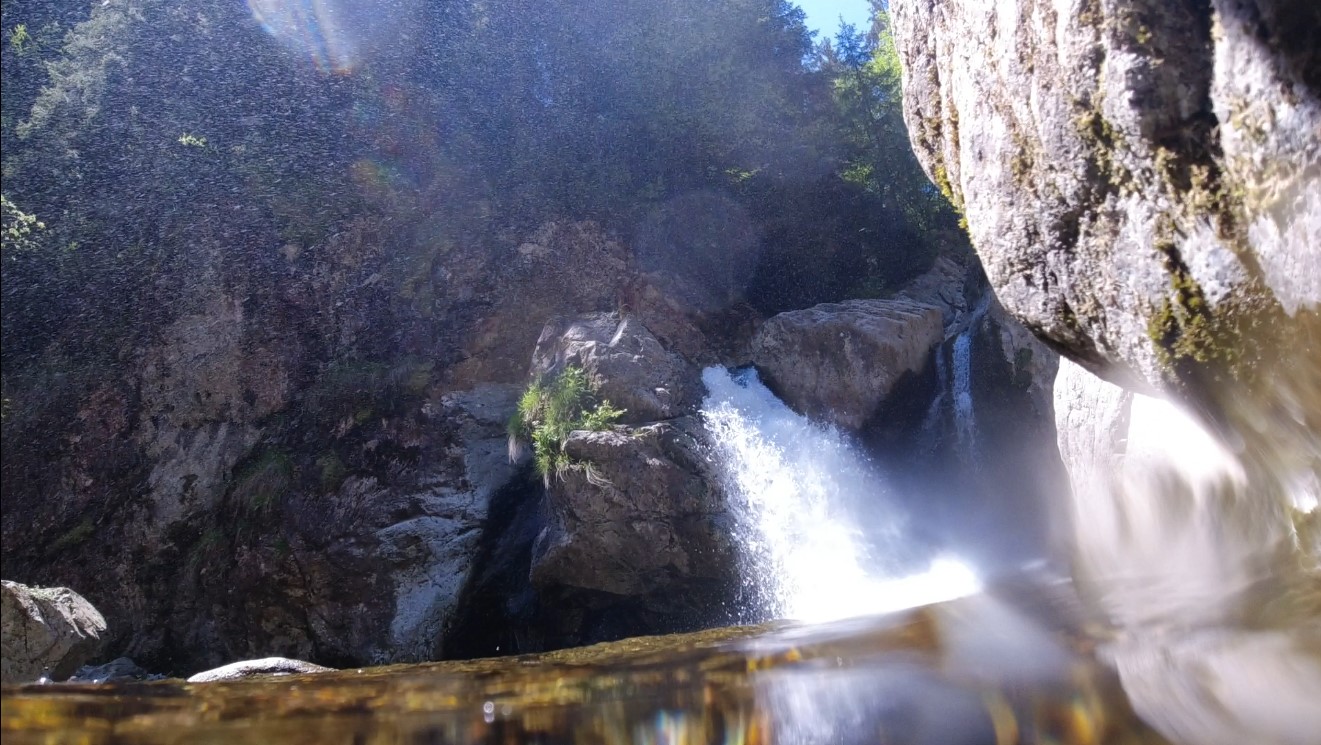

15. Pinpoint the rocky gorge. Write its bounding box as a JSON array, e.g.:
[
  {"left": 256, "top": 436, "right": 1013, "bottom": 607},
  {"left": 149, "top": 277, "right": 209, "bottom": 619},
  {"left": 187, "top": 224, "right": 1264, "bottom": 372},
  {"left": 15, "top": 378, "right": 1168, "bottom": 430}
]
[
  {"left": 2, "top": 1, "right": 1318, "bottom": 742},
  {"left": 2, "top": 231, "right": 1055, "bottom": 681}
]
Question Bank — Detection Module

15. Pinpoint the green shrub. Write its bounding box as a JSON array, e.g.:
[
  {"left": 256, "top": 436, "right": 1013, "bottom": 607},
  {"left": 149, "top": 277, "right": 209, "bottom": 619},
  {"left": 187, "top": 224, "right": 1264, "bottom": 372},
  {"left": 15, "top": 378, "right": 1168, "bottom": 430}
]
[{"left": 507, "top": 366, "right": 624, "bottom": 482}]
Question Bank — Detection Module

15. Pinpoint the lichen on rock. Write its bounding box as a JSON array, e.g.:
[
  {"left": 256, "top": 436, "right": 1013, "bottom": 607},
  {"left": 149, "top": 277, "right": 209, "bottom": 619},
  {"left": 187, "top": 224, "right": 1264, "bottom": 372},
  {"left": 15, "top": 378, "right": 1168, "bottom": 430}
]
[{"left": 891, "top": 0, "right": 1318, "bottom": 401}]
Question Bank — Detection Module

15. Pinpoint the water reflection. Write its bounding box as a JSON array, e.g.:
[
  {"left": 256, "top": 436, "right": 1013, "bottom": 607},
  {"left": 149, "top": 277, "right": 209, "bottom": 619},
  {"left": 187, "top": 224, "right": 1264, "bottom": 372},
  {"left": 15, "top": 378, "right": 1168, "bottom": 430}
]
[{"left": 0, "top": 589, "right": 1169, "bottom": 745}]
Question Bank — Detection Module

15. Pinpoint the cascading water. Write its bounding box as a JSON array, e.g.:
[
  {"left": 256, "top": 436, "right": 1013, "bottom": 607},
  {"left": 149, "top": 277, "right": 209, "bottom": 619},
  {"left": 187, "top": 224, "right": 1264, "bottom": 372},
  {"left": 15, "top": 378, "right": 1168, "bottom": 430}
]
[
  {"left": 700, "top": 367, "right": 979, "bottom": 624},
  {"left": 950, "top": 293, "right": 991, "bottom": 463}
]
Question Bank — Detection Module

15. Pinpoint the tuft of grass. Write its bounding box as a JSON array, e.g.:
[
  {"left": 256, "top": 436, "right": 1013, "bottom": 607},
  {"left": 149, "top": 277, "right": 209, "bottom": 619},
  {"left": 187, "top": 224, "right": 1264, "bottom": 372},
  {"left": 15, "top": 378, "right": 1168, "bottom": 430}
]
[
  {"left": 231, "top": 449, "right": 293, "bottom": 519},
  {"left": 507, "top": 366, "right": 625, "bottom": 482},
  {"left": 48, "top": 516, "right": 95, "bottom": 555}
]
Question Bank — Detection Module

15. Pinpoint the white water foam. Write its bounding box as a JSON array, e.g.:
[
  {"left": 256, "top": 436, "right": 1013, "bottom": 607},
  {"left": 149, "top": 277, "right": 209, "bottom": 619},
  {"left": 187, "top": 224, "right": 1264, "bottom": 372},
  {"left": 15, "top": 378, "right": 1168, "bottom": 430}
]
[{"left": 700, "top": 366, "right": 980, "bottom": 624}]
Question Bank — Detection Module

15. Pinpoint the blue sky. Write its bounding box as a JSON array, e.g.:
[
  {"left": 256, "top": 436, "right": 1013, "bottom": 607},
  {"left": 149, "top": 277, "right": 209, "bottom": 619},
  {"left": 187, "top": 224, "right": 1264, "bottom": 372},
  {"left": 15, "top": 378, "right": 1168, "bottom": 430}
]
[{"left": 796, "top": 0, "right": 872, "bottom": 36}]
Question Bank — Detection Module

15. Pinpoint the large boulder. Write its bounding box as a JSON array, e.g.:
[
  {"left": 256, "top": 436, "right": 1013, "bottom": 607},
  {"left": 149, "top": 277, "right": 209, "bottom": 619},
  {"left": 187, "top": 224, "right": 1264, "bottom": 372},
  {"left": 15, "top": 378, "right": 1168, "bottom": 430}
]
[
  {"left": 751, "top": 298, "right": 945, "bottom": 431},
  {"left": 1052, "top": 358, "right": 1318, "bottom": 745},
  {"left": 892, "top": 0, "right": 1319, "bottom": 398},
  {"left": 531, "top": 314, "right": 703, "bottom": 423},
  {"left": 186, "top": 657, "right": 333, "bottom": 683},
  {"left": 1, "top": 581, "right": 107, "bottom": 683},
  {"left": 530, "top": 419, "right": 736, "bottom": 601}
]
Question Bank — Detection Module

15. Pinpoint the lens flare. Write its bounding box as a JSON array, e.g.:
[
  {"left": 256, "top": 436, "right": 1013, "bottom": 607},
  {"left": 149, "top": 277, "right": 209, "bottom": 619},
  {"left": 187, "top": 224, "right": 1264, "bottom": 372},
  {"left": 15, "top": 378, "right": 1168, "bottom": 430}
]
[{"left": 247, "top": 0, "right": 415, "bottom": 73}]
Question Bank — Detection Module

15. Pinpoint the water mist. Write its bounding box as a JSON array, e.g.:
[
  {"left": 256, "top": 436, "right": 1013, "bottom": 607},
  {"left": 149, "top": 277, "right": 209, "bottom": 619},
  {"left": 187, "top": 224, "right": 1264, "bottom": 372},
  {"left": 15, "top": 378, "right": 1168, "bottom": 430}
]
[{"left": 700, "top": 367, "right": 979, "bottom": 624}]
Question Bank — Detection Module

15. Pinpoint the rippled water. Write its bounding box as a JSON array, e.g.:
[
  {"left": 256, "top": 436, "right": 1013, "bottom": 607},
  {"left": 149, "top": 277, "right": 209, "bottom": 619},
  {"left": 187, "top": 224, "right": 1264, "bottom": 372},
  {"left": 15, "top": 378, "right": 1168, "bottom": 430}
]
[{"left": 0, "top": 587, "right": 1170, "bottom": 745}]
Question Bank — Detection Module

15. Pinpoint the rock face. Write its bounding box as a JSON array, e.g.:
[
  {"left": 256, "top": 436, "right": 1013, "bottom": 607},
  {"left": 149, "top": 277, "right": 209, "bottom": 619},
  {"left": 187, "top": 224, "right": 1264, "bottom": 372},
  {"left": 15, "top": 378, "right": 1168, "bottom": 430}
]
[
  {"left": 1, "top": 581, "right": 107, "bottom": 683},
  {"left": 0, "top": 218, "right": 746, "bottom": 673},
  {"left": 531, "top": 314, "right": 703, "bottom": 423},
  {"left": 892, "top": 0, "right": 1320, "bottom": 394},
  {"left": 525, "top": 313, "right": 737, "bottom": 615},
  {"left": 134, "top": 292, "right": 302, "bottom": 537},
  {"left": 447, "top": 221, "right": 634, "bottom": 387},
  {"left": 289, "top": 383, "right": 526, "bottom": 665},
  {"left": 751, "top": 299, "right": 945, "bottom": 431},
  {"left": 530, "top": 419, "right": 736, "bottom": 599}
]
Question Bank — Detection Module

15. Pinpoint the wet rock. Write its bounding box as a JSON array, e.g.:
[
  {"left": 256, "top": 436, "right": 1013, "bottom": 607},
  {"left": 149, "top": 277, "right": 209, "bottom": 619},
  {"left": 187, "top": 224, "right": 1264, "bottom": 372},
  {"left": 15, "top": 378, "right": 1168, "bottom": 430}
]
[
  {"left": 530, "top": 418, "right": 736, "bottom": 600},
  {"left": 751, "top": 298, "right": 944, "bottom": 431},
  {"left": 1, "top": 581, "right": 107, "bottom": 683},
  {"left": 892, "top": 0, "right": 1320, "bottom": 392},
  {"left": 531, "top": 314, "right": 703, "bottom": 423},
  {"left": 135, "top": 291, "right": 303, "bottom": 536},
  {"left": 1053, "top": 358, "right": 1294, "bottom": 628},
  {"left": 186, "top": 657, "right": 333, "bottom": 683},
  {"left": 71, "top": 657, "right": 164, "bottom": 683},
  {"left": 986, "top": 297, "right": 1059, "bottom": 422}
]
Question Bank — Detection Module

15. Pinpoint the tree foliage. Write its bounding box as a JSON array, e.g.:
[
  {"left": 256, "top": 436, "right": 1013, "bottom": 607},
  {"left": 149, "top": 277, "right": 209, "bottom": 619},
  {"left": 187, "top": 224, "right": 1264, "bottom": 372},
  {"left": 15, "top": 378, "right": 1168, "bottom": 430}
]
[{"left": 0, "top": 0, "right": 962, "bottom": 371}]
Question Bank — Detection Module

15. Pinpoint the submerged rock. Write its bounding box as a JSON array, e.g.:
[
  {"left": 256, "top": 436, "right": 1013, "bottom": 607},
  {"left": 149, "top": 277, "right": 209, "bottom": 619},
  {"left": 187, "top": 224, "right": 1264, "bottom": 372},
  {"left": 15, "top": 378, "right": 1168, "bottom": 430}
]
[
  {"left": 0, "top": 592, "right": 1171, "bottom": 744},
  {"left": 1, "top": 581, "right": 107, "bottom": 684},
  {"left": 71, "top": 657, "right": 163, "bottom": 683}
]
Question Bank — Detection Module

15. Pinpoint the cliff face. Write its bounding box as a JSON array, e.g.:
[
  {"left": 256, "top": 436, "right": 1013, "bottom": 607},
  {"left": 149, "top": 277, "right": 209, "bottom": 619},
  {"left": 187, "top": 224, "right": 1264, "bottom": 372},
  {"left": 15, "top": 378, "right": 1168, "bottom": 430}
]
[
  {"left": 0, "top": 220, "right": 735, "bottom": 673},
  {"left": 891, "top": 0, "right": 1319, "bottom": 397},
  {"left": 891, "top": 5, "right": 1321, "bottom": 739}
]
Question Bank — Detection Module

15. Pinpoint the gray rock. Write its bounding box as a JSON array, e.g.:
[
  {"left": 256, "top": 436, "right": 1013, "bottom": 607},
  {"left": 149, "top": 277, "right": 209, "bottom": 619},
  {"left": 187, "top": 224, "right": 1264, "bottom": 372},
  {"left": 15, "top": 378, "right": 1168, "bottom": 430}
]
[
  {"left": 751, "top": 298, "right": 945, "bottom": 431},
  {"left": 71, "top": 657, "right": 163, "bottom": 683},
  {"left": 134, "top": 290, "right": 302, "bottom": 536},
  {"left": 1, "top": 580, "right": 107, "bottom": 684},
  {"left": 531, "top": 313, "right": 703, "bottom": 423},
  {"left": 530, "top": 418, "right": 735, "bottom": 597},
  {"left": 447, "top": 221, "right": 633, "bottom": 388},
  {"left": 892, "top": 0, "right": 1320, "bottom": 392},
  {"left": 988, "top": 296, "right": 1060, "bottom": 422},
  {"left": 186, "top": 657, "right": 333, "bottom": 683},
  {"left": 349, "top": 384, "right": 526, "bottom": 664},
  {"left": 894, "top": 256, "right": 973, "bottom": 324}
]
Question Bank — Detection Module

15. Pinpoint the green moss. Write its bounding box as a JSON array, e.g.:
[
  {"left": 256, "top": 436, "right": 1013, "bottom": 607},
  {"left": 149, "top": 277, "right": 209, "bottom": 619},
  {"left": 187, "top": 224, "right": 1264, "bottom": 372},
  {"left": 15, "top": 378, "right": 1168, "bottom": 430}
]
[
  {"left": 231, "top": 449, "right": 293, "bottom": 517},
  {"left": 304, "top": 358, "right": 432, "bottom": 432},
  {"left": 316, "top": 452, "right": 348, "bottom": 492},
  {"left": 931, "top": 162, "right": 967, "bottom": 232},
  {"left": 508, "top": 366, "right": 625, "bottom": 482},
  {"left": 49, "top": 516, "right": 95, "bottom": 554},
  {"left": 1146, "top": 240, "right": 1241, "bottom": 378},
  {"left": 932, "top": 163, "right": 954, "bottom": 202},
  {"left": 186, "top": 527, "right": 228, "bottom": 574},
  {"left": 1074, "top": 108, "right": 1132, "bottom": 191}
]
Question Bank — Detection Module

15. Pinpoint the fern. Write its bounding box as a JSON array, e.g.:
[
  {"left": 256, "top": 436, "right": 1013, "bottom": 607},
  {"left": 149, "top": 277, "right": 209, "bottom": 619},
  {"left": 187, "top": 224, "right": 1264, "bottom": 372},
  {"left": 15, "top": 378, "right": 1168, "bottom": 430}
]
[{"left": 507, "top": 365, "right": 625, "bottom": 482}]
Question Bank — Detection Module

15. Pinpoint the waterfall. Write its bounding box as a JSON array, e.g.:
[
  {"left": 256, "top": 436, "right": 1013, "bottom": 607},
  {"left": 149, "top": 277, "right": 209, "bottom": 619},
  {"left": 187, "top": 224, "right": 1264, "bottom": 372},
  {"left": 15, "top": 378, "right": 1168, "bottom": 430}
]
[
  {"left": 950, "top": 294, "right": 991, "bottom": 463},
  {"left": 700, "top": 367, "right": 979, "bottom": 624}
]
